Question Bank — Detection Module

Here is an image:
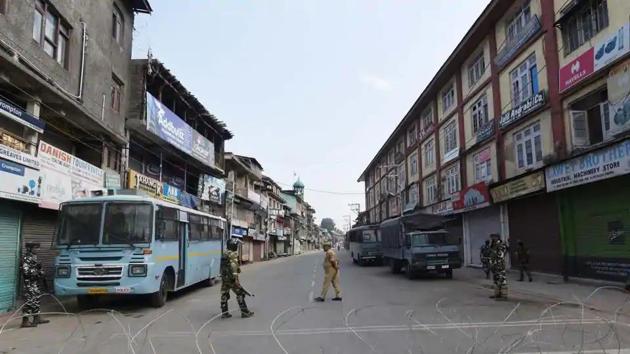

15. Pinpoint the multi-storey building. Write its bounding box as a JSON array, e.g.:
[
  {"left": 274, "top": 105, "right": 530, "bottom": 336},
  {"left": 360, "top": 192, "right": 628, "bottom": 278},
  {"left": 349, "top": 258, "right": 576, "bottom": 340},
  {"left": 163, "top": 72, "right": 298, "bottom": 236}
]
[
  {"left": 0, "top": 0, "right": 151, "bottom": 312},
  {"left": 225, "top": 153, "right": 266, "bottom": 262},
  {"left": 358, "top": 0, "right": 630, "bottom": 282},
  {"left": 263, "top": 175, "right": 289, "bottom": 255},
  {"left": 126, "top": 59, "right": 232, "bottom": 217}
]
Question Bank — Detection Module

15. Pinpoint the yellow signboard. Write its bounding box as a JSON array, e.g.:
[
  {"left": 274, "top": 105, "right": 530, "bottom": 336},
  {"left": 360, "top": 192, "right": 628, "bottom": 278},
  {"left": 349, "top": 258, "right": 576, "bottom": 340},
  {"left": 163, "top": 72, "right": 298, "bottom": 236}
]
[
  {"left": 127, "top": 169, "right": 161, "bottom": 198},
  {"left": 490, "top": 171, "right": 545, "bottom": 203}
]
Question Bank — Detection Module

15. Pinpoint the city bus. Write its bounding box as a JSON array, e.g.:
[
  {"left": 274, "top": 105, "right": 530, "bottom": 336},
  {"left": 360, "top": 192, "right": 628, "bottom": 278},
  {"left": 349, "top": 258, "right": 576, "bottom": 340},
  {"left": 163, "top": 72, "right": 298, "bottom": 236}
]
[
  {"left": 348, "top": 224, "right": 383, "bottom": 266},
  {"left": 53, "top": 194, "right": 225, "bottom": 308}
]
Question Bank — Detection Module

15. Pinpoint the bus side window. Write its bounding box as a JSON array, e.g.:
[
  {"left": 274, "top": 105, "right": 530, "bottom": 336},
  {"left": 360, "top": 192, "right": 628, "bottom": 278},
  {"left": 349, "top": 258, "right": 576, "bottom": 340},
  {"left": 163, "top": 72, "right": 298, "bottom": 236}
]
[
  {"left": 156, "top": 207, "right": 178, "bottom": 241},
  {"left": 189, "top": 214, "right": 203, "bottom": 241}
]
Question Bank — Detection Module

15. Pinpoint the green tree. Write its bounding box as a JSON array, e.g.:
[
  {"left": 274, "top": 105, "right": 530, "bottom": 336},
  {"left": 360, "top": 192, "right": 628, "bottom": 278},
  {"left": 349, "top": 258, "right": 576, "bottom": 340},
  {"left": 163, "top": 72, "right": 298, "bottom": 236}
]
[{"left": 320, "top": 218, "right": 336, "bottom": 232}]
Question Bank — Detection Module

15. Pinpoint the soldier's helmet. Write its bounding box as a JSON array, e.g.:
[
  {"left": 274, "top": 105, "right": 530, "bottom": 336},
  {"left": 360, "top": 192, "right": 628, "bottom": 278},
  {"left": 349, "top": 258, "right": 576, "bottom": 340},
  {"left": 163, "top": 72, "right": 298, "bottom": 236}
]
[
  {"left": 25, "top": 242, "right": 40, "bottom": 250},
  {"left": 226, "top": 238, "right": 240, "bottom": 252}
]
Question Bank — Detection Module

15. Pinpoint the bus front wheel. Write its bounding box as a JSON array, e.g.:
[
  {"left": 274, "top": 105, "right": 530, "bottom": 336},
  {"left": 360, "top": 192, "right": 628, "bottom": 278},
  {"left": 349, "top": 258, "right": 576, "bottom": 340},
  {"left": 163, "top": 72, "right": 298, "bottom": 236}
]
[{"left": 151, "top": 272, "right": 169, "bottom": 308}]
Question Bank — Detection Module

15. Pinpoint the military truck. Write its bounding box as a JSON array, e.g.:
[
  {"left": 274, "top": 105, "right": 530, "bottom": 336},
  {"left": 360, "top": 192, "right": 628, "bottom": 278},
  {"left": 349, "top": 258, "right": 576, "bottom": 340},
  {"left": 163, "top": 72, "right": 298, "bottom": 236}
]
[{"left": 380, "top": 211, "right": 461, "bottom": 279}]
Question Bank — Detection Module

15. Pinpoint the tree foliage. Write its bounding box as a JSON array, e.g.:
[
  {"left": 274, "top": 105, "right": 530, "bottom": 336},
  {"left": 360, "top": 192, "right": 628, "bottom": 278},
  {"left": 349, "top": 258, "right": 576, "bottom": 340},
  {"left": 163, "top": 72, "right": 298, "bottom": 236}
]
[{"left": 320, "top": 218, "right": 336, "bottom": 231}]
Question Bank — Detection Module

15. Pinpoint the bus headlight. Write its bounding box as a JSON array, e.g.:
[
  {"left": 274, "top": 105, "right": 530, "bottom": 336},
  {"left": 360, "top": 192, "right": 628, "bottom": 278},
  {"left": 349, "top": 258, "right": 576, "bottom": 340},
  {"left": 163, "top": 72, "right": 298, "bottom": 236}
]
[
  {"left": 128, "top": 264, "right": 147, "bottom": 277},
  {"left": 56, "top": 265, "right": 71, "bottom": 278}
]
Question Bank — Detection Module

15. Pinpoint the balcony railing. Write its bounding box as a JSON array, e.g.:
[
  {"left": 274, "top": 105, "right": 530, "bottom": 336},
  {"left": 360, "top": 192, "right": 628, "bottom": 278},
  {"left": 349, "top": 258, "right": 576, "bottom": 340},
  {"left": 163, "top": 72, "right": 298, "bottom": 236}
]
[{"left": 495, "top": 15, "right": 541, "bottom": 68}]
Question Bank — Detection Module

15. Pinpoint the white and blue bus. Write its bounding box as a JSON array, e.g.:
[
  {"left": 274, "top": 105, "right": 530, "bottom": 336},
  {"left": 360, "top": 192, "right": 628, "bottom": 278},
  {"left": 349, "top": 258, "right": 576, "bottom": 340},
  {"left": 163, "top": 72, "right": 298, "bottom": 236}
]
[{"left": 53, "top": 194, "right": 224, "bottom": 308}]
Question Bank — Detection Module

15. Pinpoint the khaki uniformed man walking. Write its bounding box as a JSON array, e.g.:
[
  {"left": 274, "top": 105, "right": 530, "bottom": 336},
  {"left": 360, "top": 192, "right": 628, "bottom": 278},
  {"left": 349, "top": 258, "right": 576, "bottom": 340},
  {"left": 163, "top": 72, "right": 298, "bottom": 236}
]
[{"left": 314, "top": 243, "right": 342, "bottom": 302}]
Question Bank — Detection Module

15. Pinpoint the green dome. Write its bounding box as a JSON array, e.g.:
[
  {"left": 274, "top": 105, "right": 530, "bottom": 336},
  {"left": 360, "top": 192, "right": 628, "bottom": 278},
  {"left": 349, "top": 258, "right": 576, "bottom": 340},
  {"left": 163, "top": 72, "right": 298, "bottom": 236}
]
[{"left": 293, "top": 178, "right": 304, "bottom": 189}]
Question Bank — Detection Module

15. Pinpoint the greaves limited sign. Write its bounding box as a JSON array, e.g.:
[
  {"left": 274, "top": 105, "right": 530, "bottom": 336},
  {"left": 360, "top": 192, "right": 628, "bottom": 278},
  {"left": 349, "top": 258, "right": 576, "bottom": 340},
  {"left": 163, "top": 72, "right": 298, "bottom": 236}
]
[{"left": 499, "top": 91, "right": 545, "bottom": 129}]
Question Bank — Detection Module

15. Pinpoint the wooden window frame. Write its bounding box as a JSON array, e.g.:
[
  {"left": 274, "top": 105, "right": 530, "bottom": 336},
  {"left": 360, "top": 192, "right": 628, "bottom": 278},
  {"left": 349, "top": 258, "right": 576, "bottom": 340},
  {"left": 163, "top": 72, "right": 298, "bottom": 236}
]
[
  {"left": 32, "top": 1, "right": 70, "bottom": 68},
  {"left": 112, "top": 4, "right": 124, "bottom": 45}
]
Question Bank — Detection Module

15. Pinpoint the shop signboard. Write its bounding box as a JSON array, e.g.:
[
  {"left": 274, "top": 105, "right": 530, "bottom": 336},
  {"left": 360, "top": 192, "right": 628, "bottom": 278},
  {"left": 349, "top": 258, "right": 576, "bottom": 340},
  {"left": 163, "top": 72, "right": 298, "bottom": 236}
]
[
  {"left": 490, "top": 171, "right": 545, "bottom": 203},
  {"left": 559, "top": 48, "right": 595, "bottom": 92},
  {"left": 430, "top": 200, "right": 453, "bottom": 215},
  {"left": 607, "top": 59, "right": 630, "bottom": 140},
  {"left": 594, "top": 23, "right": 630, "bottom": 71},
  {"left": 0, "top": 97, "right": 46, "bottom": 133},
  {"left": 0, "top": 145, "right": 41, "bottom": 203},
  {"left": 198, "top": 174, "right": 225, "bottom": 204},
  {"left": 545, "top": 139, "right": 630, "bottom": 192},
  {"left": 161, "top": 183, "right": 181, "bottom": 204},
  {"left": 146, "top": 93, "right": 216, "bottom": 169},
  {"left": 499, "top": 91, "right": 546, "bottom": 129},
  {"left": 128, "top": 169, "right": 161, "bottom": 199},
  {"left": 104, "top": 169, "right": 121, "bottom": 189},
  {"left": 146, "top": 93, "right": 193, "bottom": 155},
  {"left": 38, "top": 141, "right": 73, "bottom": 209},
  {"left": 231, "top": 226, "right": 248, "bottom": 238},
  {"left": 71, "top": 154, "right": 104, "bottom": 199},
  {"left": 191, "top": 130, "right": 215, "bottom": 168},
  {"left": 452, "top": 182, "right": 490, "bottom": 212}
]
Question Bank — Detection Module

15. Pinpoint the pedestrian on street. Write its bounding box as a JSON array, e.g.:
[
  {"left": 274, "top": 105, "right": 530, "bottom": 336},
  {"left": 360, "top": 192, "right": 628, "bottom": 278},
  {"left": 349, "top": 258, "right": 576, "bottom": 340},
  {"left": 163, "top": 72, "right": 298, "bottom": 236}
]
[
  {"left": 20, "top": 242, "right": 50, "bottom": 328},
  {"left": 515, "top": 240, "right": 533, "bottom": 282},
  {"left": 480, "top": 240, "right": 491, "bottom": 279},
  {"left": 220, "top": 238, "right": 254, "bottom": 319},
  {"left": 314, "top": 243, "right": 342, "bottom": 302},
  {"left": 489, "top": 234, "right": 508, "bottom": 300}
]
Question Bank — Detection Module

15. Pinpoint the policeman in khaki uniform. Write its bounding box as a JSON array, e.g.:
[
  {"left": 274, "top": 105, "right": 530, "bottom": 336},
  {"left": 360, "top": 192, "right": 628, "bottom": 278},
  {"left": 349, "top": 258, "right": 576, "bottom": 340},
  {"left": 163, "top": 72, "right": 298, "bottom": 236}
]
[{"left": 315, "top": 243, "right": 342, "bottom": 302}]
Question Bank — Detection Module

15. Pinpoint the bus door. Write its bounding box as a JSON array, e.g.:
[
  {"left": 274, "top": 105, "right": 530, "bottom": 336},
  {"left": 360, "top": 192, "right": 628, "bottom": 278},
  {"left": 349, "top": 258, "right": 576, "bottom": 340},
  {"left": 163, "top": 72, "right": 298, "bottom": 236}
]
[{"left": 177, "top": 210, "right": 189, "bottom": 288}]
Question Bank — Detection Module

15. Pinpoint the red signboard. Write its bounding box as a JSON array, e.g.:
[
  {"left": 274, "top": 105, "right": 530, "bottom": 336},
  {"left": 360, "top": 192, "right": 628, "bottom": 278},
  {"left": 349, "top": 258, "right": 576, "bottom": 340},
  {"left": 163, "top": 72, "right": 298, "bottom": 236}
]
[
  {"left": 452, "top": 182, "right": 491, "bottom": 211},
  {"left": 559, "top": 47, "right": 594, "bottom": 92}
]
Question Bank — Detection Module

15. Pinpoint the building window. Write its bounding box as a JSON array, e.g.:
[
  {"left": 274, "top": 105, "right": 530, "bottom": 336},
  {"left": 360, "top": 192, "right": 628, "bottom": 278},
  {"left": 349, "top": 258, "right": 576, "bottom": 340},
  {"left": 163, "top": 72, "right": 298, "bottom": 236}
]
[
  {"left": 408, "top": 152, "right": 418, "bottom": 177},
  {"left": 112, "top": 5, "right": 124, "bottom": 45},
  {"left": 468, "top": 52, "right": 486, "bottom": 88},
  {"left": 396, "top": 138, "right": 405, "bottom": 155},
  {"left": 561, "top": 0, "right": 608, "bottom": 55},
  {"left": 510, "top": 53, "right": 538, "bottom": 107},
  {"left": 33, "top": 1, "right": 70, "bottom": 68},
  {"left": 388, "top": 149, "right": 395, "bottom": 165},
  {"left": 442, "top": 84, "right": 455, "bottom": 113},
  {"left": 514, "top": 121, "right": 543, "bottom": 169},
  {"left": 397, "top": 164, "right": 406, "bottom": 191},
  {"left": 474, "top": 147, "right": 492, "bottom": 182},
  {"left": 506, "top": 1, "right": 532, "bottom": 45},
  {"left": 425, "top": 175, "right": 437, "bottom": 204},
  {"left": 111, "top": 75, "right": 123, "bottom": 113},
  {"left": 443, "top": 121, "right": 458, "bottom": 155},
  {"left": 407, "top": 124, "right": 417, "bottom": 148},
  {"left": 407, "top": 183, "right": 419, "bottom": 207},
  {"left": 569, "top": 89, "right": 610, "bottom": 147},
  {"left": 423, "top": 139, "right": 434, "bottom": 168},
  {"left": 442, "top": 164, "right": 460, "bottom": 197},
  {"left": 420, "top": 107, "right": 433, "bottom": 135},
  {"left": 0, "top": 0, "right": 7, "bottom": 15},
  {"left": 471, "top": 94, "right": 489, "bottom": 133}
]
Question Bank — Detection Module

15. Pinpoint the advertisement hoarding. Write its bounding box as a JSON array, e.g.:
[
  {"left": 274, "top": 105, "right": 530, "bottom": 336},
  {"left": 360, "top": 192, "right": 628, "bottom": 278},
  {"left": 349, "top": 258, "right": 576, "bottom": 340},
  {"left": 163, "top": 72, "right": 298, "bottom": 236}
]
[{"left": 0, "top": 146, "right": 41, "bottom": 203}]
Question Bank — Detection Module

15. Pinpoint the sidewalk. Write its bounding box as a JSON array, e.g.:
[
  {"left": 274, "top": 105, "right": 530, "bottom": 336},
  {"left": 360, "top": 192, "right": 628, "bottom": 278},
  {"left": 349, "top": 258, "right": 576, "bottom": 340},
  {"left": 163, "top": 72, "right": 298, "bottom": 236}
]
[{"left": 459, "top": 266, "right": 630, "bottom": 316}]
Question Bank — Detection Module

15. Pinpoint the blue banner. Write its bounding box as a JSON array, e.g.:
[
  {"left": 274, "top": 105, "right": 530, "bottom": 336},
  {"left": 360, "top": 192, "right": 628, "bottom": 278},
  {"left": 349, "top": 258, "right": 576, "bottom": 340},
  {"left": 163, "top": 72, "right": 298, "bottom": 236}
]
[{"left": 146, "top": 93, "right": 193, "bottom": 155}]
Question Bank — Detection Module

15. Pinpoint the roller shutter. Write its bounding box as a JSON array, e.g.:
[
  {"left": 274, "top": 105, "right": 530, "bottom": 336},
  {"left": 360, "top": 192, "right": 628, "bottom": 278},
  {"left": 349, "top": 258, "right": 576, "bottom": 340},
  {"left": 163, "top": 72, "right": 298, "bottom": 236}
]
[
  {"left": 21, "top": 208, "right": 58, "bottom": 284},
  {"left": 0, "top": 206, "right": 20, "bottom": 313}
]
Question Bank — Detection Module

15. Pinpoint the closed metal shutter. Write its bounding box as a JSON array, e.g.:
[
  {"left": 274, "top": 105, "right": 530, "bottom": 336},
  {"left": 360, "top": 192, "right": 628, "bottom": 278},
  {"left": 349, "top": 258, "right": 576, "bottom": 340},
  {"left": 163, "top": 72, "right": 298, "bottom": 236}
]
[
  {"left": 0, "top": 205, "right": 20, "bottom": 313},
  {"left": 21, "top": 208, "right": 58, "bottom": 284},
  {"left": 464, "top": 206, "right": 501, "bottom": 267},
  {"left": 241, "top": 239, "right": 251, "bottom": 262},
  {"left": 508, "top": 193, "right": 562, "bottom": 274},
  {"left": 253, "top": 242, "right": 263, "bottom": 262}
]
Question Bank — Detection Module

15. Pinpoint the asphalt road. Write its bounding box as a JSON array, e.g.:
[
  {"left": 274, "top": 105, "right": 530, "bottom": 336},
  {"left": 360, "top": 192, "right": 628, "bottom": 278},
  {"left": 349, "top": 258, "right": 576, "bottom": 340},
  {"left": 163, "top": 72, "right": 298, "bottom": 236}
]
[{"left": 2, "top": 250, "right": 630, "bottom": 354}]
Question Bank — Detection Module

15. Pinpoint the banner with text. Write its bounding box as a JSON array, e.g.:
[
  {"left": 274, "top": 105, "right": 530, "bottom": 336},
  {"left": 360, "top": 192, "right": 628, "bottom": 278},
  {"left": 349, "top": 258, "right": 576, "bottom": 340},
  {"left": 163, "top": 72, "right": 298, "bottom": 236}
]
[{"left": 0, "top": 145, "right": 41, "bottom": 203}]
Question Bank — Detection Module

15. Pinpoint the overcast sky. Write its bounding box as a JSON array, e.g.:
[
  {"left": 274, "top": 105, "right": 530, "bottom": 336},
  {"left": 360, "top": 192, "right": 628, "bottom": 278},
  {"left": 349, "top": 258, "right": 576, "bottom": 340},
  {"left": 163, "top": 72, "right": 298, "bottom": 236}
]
[{"left": 133, "top": 0, "right": 489, "bottom": 229}]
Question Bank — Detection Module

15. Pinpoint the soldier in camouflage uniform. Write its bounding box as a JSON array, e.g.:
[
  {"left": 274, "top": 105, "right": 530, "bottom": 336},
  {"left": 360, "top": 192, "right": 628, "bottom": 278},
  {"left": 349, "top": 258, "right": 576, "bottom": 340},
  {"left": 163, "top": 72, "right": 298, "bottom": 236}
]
[
  {"left": 21, "top": 242, "right": 50, "bottom": 328},
  {"left": 480, "top": 240, "right": 491, "bottom": 279},
  {"left": 489, "top": 234, "right": 508, "bottom": 300},
  {"left": 220, "top": 238, "right": 254, "bottom": 319}
]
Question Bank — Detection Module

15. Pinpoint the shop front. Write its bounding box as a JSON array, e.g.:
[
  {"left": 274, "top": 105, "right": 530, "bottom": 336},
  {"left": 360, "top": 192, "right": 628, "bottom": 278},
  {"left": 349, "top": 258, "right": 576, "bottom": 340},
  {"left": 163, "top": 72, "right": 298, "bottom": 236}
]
[
  {"left": 548, "top": 139, "right": 630, "bottom": 281},
  {"left": 491, "top": 171, "right": 562, "bottom": 274},
  {"left": 453, "top": 182, "right": 502, "bottom": 267}
]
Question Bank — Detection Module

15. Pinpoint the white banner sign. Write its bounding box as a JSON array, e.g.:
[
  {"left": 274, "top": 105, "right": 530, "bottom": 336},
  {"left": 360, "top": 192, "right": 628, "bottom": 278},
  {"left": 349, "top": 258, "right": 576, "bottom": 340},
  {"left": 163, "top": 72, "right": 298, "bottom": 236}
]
[
  {"left": 38, "top": 141, "right": 104, "bottom": 209},
  {"left": 545, "top": 140, "right": 630, "bottom": 192},
  {"left": 0, "top": 146, "right": 41, "bottom": 203}
]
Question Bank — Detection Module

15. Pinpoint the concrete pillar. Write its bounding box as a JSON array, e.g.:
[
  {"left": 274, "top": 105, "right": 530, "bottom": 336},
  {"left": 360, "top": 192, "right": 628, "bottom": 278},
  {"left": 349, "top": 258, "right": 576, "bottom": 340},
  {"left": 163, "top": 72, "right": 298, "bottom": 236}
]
[{"left": 24, "top": 99, "right": 41, "bottom": 155}]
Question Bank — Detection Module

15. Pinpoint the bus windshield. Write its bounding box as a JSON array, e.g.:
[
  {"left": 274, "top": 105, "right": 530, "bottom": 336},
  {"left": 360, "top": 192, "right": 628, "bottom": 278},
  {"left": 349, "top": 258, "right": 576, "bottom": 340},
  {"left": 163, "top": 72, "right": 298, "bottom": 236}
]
[
  {"left": 408, "top": 232, "right": 457, "bottom": 246},
  {"left": 103, "top": 203, "right": 152, "bottom": 244},
  {"left": 362, "top": 230, "right": 379, "bottom": 242},
  {"left": 57, "top": 203, "right": 102, "bottom": 245}
]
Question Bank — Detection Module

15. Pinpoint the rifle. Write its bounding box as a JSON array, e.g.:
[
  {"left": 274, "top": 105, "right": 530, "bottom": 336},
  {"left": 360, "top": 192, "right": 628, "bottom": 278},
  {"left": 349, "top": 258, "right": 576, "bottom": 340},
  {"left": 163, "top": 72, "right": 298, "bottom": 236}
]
[
  {"left": 239, "top": 285, "right": 255, "bottom": 297},
  {"left": 37, "top": 264, "right": 50, "bottom": 293}
]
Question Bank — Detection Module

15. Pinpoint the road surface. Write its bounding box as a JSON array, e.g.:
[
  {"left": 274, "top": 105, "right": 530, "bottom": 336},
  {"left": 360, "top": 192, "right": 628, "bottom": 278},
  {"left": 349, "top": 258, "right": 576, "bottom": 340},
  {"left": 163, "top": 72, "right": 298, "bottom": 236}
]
[{"left": 2, "top": 250, "right": 630, "bottom": 353}]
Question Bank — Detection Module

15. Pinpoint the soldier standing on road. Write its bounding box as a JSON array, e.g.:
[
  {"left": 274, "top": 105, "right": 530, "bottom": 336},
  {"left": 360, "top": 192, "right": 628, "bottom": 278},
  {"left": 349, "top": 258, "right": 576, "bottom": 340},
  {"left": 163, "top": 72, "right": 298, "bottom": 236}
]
[
  {"left": 515, "top": 240, "right": 533, "bottom": 282},
  {"left": 489, "top": 234, "right": 508, "bottom": 300},
  {"left": 220, "top": 238, "right": 254, "bottom": 319},
  {"left": 480, "top": 240, "right": 491, "bottom": 279},
  {"left": 21, "top": 242, "right": 50, "bottom": 328},
  {"left": 314, "top": 243, "right": 342, "bottom": 302}
]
